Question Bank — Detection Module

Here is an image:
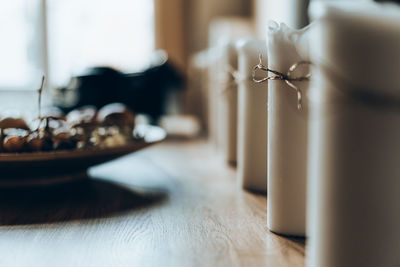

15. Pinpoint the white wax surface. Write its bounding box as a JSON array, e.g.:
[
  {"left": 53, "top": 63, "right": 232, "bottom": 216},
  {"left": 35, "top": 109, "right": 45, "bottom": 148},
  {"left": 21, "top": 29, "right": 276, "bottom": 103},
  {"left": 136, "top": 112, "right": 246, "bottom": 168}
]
[
  {"left": 307, "top": 2, "right": 400, "bottom": 267},
  {"left": 207, "top": 18, "right": 253, "bottom": 152},
  {"left": 267, "top": 22, "right": 310, "bottom": 236},
  {"left": 219, "top": 42, "right": 238, "bottom": 165},
  {"left": 208, "top": 46, "right": 225, "bottom": 150},
  {"left": 255, "top": 0, "right": 309, "bottom": 37},
  {"left": 309, "top": 0, "right": 400, "bottom": 98},
  {"left": 236, "top": 38, "right": 268, "bottom": 193},
  {"left": 214, "top": 42, "right": 237, "bottom": 165}
]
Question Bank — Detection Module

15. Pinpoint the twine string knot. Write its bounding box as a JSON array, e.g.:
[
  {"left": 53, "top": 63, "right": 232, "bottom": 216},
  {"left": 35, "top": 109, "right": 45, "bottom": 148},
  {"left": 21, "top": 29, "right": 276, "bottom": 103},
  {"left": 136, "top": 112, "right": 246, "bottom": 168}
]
[{"left": 252, "top": 54, "right": 311, "bottom": 110}]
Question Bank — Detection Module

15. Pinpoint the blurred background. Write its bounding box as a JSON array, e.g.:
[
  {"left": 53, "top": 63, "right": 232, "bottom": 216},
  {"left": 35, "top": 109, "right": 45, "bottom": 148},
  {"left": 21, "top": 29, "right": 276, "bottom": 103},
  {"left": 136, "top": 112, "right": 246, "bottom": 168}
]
[{"left": 0, "top": 0, "right": 310, "bottom": 137}]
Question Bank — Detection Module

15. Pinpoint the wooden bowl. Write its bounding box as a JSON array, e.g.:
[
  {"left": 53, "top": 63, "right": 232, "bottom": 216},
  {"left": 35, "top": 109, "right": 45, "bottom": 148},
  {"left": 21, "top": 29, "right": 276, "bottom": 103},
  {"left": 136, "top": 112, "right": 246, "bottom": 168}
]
[{"left": 0, "top": 125, "right": 166, "bottom": 187}]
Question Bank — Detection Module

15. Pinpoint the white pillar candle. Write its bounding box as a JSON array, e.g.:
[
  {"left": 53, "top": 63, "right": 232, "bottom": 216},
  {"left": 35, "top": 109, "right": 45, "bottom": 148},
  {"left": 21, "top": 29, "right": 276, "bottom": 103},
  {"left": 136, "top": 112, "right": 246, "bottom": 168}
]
[
  {"left": 307, "top": 2, "right": 400, "bottom": 267},
  {"left": 219, "top": 43, "right": 239, "bottom": 165},
  {"left": 254, "top": 0, "right": 310, "bottom": 38},
  {"left": 236, "top": 39, "right": 268, "bottom": 193},
  {"left": 208, "top": 45, "right": 227, "bottom": 150},
  {"left": 187, "top": 50, "right": 211, "bottom": 131},
  {"left": 207, "top": 18, "right": 254, "bottom": 150},
  {"left": 267, "top": 22, "right": 310, "bottom": 236}
]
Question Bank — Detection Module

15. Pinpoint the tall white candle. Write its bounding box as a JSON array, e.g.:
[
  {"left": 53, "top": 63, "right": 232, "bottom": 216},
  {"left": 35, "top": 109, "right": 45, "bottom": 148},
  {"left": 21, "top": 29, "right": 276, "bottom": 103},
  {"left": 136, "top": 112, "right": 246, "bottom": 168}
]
[
  {"left": 254, "top": 0, "right": 310, "bottom": 38},
  {"left": 267, "top": 22, "right": 310, "bottom": 236},
  {"left": 307, "top": 1, "right": 400, "bottom": 267},
  {"left": 209, "top": 44, "right": 229, "bottom": 153},
  {"left": 207, "top": 46, "right": 225, "bottom": 149},
  {"left": 220, "top": 43, "right": 239, "bottom": 165},
  {"left": 207, "top": 18, "right": 254, "bottom": 151},
  {"left": 236, "top": 39, "right": 268, "bottom": 193}
]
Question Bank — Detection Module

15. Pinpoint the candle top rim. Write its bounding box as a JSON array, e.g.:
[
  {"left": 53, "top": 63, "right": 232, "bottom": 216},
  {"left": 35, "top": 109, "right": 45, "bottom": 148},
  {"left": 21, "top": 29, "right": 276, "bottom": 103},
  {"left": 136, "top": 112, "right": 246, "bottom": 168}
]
[{"left": 309, "top": 0, "right": 400, "bottom": 98}]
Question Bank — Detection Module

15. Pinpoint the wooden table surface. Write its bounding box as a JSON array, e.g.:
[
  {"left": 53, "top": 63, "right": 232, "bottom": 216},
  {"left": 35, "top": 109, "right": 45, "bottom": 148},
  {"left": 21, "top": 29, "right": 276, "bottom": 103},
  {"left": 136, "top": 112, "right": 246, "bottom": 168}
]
[{"left": 0, "top": 139, "right": 305, "bottom": 267}]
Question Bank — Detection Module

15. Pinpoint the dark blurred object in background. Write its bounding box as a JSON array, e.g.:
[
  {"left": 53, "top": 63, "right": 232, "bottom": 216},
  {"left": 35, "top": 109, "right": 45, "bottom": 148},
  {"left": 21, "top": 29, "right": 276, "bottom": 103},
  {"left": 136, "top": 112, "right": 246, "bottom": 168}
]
[
  {"left": 375, "top": 0, "right": 400, "bottom": 3},
  {"left": 54, "top": 55, "right": 184, "bottom": 124}
]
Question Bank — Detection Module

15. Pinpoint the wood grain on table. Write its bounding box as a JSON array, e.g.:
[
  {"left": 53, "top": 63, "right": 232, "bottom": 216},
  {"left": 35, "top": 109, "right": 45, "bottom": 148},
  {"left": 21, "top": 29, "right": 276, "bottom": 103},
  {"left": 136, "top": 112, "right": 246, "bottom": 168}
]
[{"left": 0, "top": 140, "right": 305, "bottom": 267}]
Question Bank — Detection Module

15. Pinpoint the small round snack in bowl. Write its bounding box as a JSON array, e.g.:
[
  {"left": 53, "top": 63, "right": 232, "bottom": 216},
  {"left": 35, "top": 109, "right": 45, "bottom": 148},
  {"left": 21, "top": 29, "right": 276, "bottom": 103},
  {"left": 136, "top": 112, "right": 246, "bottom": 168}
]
[
  {"left": 2, "top": 129, "right": 29, "bottom": 153},
  {"left": 97, "top": 103, "right": 135, "bottom": 138},
  {"left": 67, "top": 106, "right": 99, "bottom": 148},
  {"left": 26, "top": 131, "right": 53, "bottom": 152},
  {"left": 0, "top": 117, "right": 30, "bottom": 131},
  {"left": 67, "top": 105, "right": 97, "bottom": 127},
  {"left": 41, "top": 106, "right": 66, "bottom": 121},
  {"left": 52, "top": 130, "right": 78, "bottom": 151}
]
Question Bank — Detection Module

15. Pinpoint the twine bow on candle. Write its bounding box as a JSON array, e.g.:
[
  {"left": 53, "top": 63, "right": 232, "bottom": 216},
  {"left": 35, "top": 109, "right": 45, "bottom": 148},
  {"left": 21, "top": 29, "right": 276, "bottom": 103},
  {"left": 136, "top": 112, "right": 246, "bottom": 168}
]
[{"left": 252, "top": 54, "right": 311, "bottom": 110}]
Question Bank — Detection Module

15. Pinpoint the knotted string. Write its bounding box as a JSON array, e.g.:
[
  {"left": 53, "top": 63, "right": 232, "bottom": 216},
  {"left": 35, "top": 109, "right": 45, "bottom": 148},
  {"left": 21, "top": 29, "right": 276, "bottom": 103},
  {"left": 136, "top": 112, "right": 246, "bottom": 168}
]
[{"left": 252, "top": 54, "right": 311, "bottom": 110}]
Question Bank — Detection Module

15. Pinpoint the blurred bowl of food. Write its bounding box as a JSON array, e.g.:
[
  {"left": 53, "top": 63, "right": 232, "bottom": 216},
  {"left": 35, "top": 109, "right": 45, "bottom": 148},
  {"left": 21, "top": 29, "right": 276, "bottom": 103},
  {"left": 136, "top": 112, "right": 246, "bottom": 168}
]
[{"left": 0, "top": 103, "right": 166, "bottom": 187}]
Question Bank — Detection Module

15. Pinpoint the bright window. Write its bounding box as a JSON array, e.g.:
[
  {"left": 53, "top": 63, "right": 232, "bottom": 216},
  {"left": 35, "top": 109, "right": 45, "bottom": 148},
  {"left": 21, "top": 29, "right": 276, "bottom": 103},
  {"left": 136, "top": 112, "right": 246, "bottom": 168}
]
[
  {"left": 0, "top": 0, "right": 43, "bottom": 90},
  {"left": 0, "top": 0, "right": 155, "bottom": 90}
]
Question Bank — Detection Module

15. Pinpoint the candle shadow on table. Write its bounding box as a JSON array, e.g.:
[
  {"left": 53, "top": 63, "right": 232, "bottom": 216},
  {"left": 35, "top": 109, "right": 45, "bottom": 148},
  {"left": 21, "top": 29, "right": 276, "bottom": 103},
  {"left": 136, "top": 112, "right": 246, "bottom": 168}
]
[
  {"left": 287, "top": 236, "right": 306, "bottom": 246},
  {"left": 0, "top": 175, "right": 168, "bottom": 226},
  {"left": 270, "top": 231, "right": 306, "bottom": 247}
]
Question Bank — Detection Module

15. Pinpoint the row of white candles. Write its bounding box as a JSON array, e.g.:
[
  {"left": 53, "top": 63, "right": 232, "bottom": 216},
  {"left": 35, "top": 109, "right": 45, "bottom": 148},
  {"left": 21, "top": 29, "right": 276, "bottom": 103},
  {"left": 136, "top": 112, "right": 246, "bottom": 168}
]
[{"left": 209, "top": 0, "right": 400, "bottom": 266}]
